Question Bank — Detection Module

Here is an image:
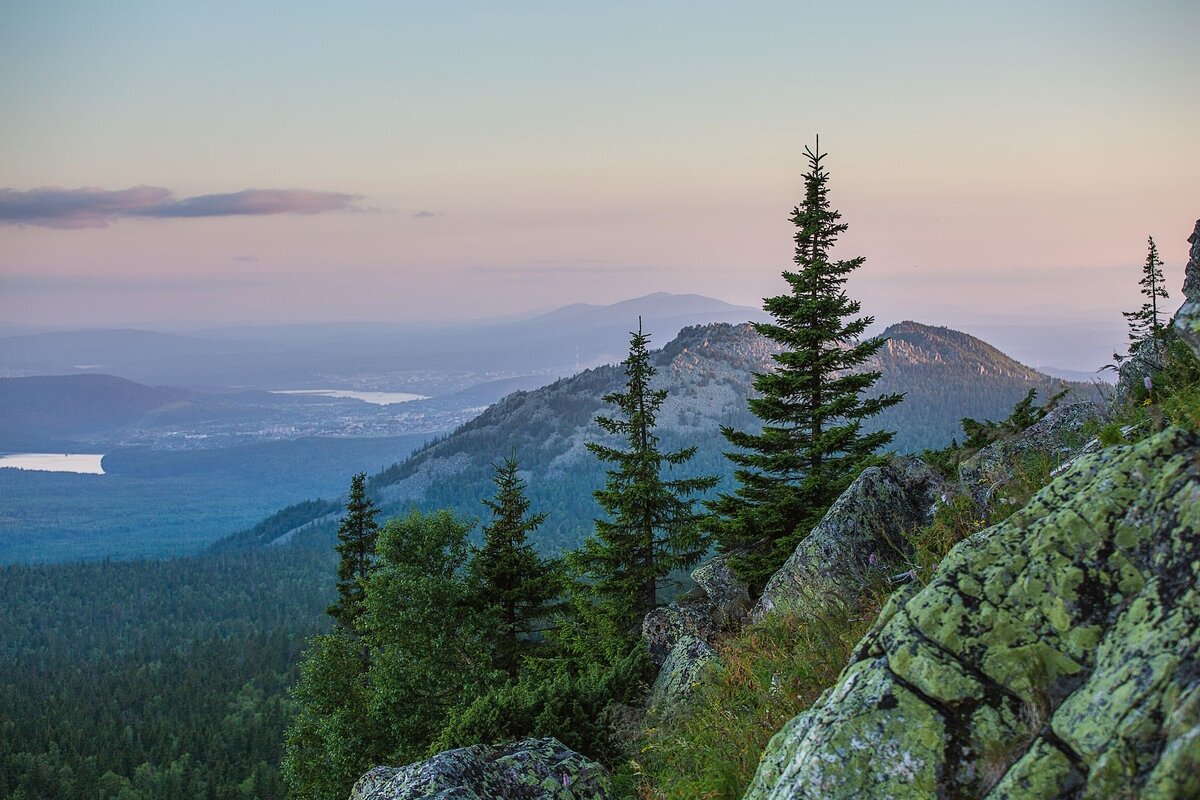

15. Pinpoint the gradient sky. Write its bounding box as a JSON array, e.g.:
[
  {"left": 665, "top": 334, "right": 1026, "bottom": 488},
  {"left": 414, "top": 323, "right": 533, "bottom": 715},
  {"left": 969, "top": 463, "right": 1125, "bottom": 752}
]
[{"left": 1, "top": 1, "right": 1197, "bottom": 367}]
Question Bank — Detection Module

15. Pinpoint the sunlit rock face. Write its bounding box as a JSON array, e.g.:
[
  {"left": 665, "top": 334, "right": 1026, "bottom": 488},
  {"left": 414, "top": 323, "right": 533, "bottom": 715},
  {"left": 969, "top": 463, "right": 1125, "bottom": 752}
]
[
  {"left": 349, "top": 738, "right": 612, "bottom": 800},
  {"left": 743, "top": 426, "right": 1200, "bottom": 800}
]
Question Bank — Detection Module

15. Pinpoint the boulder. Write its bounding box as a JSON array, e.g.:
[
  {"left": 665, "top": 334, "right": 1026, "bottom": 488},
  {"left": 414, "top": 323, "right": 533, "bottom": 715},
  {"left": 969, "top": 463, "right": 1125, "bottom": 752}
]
[
  {"left": 349, "top": 737, "right": 612, "bottom": 800},
  {"left": 1175, "top": 299, "right": 1200, "bottom": 359},
  {"left": 647, "top": 634, "right": 718, "bottom": 714},
  {"left": 743, "top": 426, "right": 1200, "bottom": 800},
  {"left": 1115, "top": 337, "right": 1167, "bottom": 405},
  {"left": 642, "top": 600, "right": 718, "bottom": 667},
  {"left": 691, "top": 552, "right": 752, "bottom": 629},
  {"left": 958, "top": 401, "right": 1101, "bottom": 510},
  {"left": 752, "top": 455, "right": 946, "bottom": 623}
]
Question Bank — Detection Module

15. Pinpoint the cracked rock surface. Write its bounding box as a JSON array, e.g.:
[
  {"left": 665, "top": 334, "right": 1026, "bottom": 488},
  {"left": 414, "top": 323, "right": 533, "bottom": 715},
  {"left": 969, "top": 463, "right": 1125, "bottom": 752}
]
[
  {"left": 349, "top": 737, "right": 612, "bottom": 800},
  {"left": 743, "top": 426, "right": 1200, "bottom": 800}
]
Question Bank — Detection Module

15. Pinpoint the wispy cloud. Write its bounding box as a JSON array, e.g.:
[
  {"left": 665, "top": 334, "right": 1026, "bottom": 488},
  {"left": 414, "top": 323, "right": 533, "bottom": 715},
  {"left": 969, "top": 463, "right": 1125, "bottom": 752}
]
[
  {"left": 412, "top": 210, "right": 442, "bottom": 218},
  {"left": 0, "top": 186, "right": 360, "bottom": 229},
  {"left": 232, "top": 254, "right": 260, "bottom": 262}
]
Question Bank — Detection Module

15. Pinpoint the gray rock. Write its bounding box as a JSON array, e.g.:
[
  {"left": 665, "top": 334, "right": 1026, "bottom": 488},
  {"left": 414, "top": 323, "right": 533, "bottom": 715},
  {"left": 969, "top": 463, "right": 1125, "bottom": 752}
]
[
  {"left": 691, "top": 552, "right": 752, "bottom": 629},
  {"left": 1183, "top": 218, "right": 1200, "bottom": 302},
  {"left": 752, "top": 455, "right": 946, "bottom": 623},
  {"left": 642, "top": 600, "right": 717, "bottom": 666},
  {"left": 647, "top": 634, "right": 718, "bottom": 714},
  {"left": 959, "top": 401, "right": 1101, "bottom": 510},
  {"left": 1115, "top": 337, "right": 1167, "bottom": 406},
  {"left": 1174, "top": 299, "right": 1200, "bottom": 361},
  {"left": 349, "top": 737, "right": 612, "bottom": 800}
]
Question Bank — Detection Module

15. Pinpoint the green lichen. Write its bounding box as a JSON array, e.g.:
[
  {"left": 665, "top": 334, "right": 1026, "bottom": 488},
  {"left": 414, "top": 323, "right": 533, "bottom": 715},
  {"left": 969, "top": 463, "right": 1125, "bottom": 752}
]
[{"left": 742, "top": 427, "right": 1200, "bottom": 799}]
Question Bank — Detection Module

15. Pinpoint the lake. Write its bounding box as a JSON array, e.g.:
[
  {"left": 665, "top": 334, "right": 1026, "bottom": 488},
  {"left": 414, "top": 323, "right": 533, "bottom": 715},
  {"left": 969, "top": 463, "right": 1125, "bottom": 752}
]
[
  {"left": 0, "top": 453, "right": 106, "bottom": 474},
  {"left": 271, "top": 389, "right": 428, "bottom": 405}
]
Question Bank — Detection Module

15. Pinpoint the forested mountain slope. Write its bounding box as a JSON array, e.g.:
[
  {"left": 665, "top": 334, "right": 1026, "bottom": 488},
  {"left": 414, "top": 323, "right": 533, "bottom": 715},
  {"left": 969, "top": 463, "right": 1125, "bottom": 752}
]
[{"left": 221, "top": 321, "right": 1085, "bottom": 554}]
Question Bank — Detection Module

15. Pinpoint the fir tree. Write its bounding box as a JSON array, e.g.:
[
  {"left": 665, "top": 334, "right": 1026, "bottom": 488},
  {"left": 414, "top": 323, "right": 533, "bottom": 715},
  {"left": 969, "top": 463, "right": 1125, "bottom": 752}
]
[
  {"left": 468, "top": 454, "right": 559, "bottom": 677},
  {"left": 573, "top": 320, "right": 718, "bottom": 636},
  {"left": 707, "top": 138, "right": 902, "bottom": 591},
  {"left": 1124, "top": 235, "right": 1169, "bottom": 343},
  {"left": 326, "top": 472, "right": 380, "bottom": 630}
]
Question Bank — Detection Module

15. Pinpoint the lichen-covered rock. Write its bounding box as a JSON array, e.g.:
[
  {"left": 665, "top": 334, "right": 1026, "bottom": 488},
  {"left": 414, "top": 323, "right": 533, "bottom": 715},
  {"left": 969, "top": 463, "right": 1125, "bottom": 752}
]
[
  {"left": 642, "top": 600, "right": 718, "bottom": 666},
  {"left": 691, "top": 553, "right": 752, "bottom": 629},
  {"left": 752, "top": 455, "right": 946, "bottom": 622},
  {"left": 647, "top": 634, "right": 718, "bottom": 714},
  {"left": 1175, "top": 299, "right": 1200, "bottom": 360},
  {"left": 958, "top": 401, "right": 1101, "bottom": 509},
  {"left": 349, "top": 737, "right": 612, "bottom": 800},
  {"left": 1182, "top": 218, "right": 1200, "bottom": 302},
  {"left": 743, "top": 426, "right": 1200, "bottom": 800}
]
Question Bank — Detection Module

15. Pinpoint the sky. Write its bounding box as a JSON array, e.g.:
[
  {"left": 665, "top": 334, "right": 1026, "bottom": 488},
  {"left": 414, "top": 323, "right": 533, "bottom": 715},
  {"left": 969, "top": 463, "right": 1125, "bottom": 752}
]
[{"left": 1, "top": 0, "right": 1197, "bottom": 368}]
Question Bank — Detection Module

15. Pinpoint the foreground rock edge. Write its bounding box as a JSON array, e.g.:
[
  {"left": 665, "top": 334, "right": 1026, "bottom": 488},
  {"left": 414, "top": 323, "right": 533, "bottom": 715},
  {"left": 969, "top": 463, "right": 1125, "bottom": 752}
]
[{"left": 742, "top": 425, "right": 1200, "bottom": 800}]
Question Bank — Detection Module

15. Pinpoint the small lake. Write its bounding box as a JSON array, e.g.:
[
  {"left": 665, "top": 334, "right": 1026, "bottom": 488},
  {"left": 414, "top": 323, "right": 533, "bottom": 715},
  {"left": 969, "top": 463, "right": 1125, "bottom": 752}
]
[
  {"left": 0, "top": 453, "right": 105, "bottom": 474},
  {"left": 271, "top": 389, "right": 428, "bottom": 406}
]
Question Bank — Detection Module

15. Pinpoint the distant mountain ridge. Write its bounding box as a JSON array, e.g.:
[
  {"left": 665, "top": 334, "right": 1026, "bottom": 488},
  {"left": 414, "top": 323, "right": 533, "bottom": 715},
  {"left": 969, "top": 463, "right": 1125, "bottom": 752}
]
[
  {"left": 0, "top": 293, "right": 766, "bottom": 388},
  {"left": 218, "top": 321, "right": 1085, "bottom": 554}
]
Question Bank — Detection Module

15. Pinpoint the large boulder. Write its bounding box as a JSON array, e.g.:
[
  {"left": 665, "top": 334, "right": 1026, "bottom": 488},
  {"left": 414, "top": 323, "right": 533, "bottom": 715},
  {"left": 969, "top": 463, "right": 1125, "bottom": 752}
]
[
  {"left": 691, "top": 552, "right": 752, "bottom": 629},
  {"left": 1175, "top": 299, "right": 1200, "bottom": 359},
  {"left": 1116, "top": 338, "right": 1167, "bottom": 405},
  {"left": 958, "top": 401, "right": 1101, "bottom": 510},
  {"left": 642, "top": 600, "right": 718, "bottom": 667},
  {"left": 642, "top": 554, "right": 750, "bottom": 667},
  {"left": 743, "top": 425, "right": 1200, "bottom": 800},
  {"left": 646, "top": 634, "right": 718, "bottom": 714},
  {"left": 349, "top": 737, "right": 612, "bottom": 800},
  {"left": 752, "top": 455, "right": 946, "bottom": 623}
]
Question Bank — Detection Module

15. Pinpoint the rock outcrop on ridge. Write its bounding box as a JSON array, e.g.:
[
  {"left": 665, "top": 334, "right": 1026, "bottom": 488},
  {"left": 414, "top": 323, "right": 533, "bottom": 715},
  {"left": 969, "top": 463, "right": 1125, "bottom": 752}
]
[
  {"left": 348, "top": 738, "right": 611, "bottom": 800},
  {"left": 743, "top": 424, "right": 1200, "bottom": 800},
  {"left": 752, "top": 455, "right": 946, "bottom": 623},
  {"left": 1182, "top": 218, "right": 1200, "bottom": 303}
]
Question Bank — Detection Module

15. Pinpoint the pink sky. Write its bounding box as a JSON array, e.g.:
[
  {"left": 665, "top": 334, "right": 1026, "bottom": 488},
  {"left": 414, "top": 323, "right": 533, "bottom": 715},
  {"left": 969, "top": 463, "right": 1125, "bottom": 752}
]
[{"left": 1, "top": 1, "right": 1197, "bottom": 370}]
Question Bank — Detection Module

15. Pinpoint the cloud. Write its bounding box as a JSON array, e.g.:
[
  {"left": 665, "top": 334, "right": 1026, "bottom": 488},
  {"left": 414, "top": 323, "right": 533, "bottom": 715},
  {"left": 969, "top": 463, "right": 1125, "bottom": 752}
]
[
  {"left": 412, "top": 210, "right": 442, "bottom": 218},
  {"left": 232, "top": 254, "right": 260, "bottom": 262},
  {"left": 0, "top": 185, "right": 360, "bottom": 229}
]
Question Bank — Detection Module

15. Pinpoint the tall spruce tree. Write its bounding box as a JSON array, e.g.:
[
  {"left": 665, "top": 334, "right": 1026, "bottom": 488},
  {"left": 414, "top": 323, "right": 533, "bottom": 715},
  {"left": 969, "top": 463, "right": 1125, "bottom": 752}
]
[
  {"left": 468, "top": 455, "right": 559, "bottom": 677},
  {"left": 327, "top": 472, "right": 380, "bottom": 630},
  {"left": 1124, "top": 235, "right": 1169, "bottom": 343},
  {"left": 573, "top": 320, "right": 718, "bottom": 636},
  {"left": 708, "top": 138, "right": 902, "bottom": 591}
]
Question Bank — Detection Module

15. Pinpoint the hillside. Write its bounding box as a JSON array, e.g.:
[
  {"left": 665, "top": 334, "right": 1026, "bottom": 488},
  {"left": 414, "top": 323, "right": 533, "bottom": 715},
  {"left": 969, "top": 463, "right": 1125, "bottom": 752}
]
[
  {"left": 221, "top": 321, "right": 1084, "bottom": 554},
  {"left": 0, "top": 374, "right": 199, "bottom": 449}
]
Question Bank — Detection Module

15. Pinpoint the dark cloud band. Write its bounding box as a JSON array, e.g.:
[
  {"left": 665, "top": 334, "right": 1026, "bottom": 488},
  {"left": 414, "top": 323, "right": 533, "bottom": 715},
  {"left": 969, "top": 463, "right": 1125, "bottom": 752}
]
[{"left": 0, "top": 186, "right": 359, "bottom": 229}]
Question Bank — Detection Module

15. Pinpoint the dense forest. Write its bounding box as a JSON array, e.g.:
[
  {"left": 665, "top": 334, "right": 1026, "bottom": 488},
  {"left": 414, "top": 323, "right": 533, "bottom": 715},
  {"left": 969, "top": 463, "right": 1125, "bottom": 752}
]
[{"left": 0, "top": 548, "right": 334, "bottom": 799}]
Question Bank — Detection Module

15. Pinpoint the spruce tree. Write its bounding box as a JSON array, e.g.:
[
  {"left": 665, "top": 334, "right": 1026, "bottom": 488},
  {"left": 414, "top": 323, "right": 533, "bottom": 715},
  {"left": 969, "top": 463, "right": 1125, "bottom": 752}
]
[
  {"left": 1124, "top": 235, "right": 1169, "bottom": 343},
  {"left": 573, "top": 320, "right": 718, "bottom": 635},
  {"left": 468, "top": 454, "right": 559, "bottom": 677},
  {"left": 326, "top": 472, "right": 380, "bottom": 630},
  {"left": 708, "top": 138, "right": 902, "bottom": 591}
]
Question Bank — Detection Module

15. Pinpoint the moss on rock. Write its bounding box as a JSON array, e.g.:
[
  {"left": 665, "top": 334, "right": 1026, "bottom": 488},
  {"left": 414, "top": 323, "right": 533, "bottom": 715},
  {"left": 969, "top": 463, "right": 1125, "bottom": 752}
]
[
  {"left": 744, "top": 427, "right": 1200, "bottom": 799},
  {"left": 349, "top": 737, "right": 612, "bottom": 800}
]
